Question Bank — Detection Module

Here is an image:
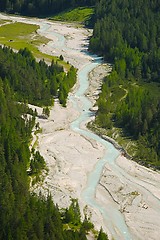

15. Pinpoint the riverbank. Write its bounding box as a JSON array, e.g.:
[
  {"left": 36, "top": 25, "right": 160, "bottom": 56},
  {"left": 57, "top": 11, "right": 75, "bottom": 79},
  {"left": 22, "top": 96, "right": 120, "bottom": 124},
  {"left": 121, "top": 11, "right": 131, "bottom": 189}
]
[{"left": 1, "top": 13, "right": 160, "bottom": 240}]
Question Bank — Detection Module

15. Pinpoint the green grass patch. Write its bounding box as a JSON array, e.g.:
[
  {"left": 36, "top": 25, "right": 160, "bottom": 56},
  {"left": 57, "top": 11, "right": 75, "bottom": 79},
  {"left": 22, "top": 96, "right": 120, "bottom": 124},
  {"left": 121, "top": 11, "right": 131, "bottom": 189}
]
[
  {"left": 0, "top": 19, "right": 12, "bottom": 25},
  {"left": 0, "top": 21, "right": 70, "bottom": 70},
  {"left": 50, "top": 7, "right": 94, "bottom": 24},
  {"left": 0, "top": 21, "right": 49, "bottom": 56},
  {"left": 0, "top": 22, "right": 39, "bottom": 38},
  {"left": 140, "top": 81, "right": 160, "bottom": 99},
  {"left": 110, "top": 86, "right": 126, "bottom": 103},
  {"left": 63, "top": 223, "right": 81, "bottom": 232}
]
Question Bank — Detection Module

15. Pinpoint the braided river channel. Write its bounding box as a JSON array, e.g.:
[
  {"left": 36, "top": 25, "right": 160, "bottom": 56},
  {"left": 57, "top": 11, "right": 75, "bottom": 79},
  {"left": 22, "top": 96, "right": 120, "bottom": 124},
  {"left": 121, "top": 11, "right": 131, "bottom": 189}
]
[
  {"left": 1, "top": 13, "right": 160, "bottom": 240},
  {"left": 38, "top": 20, "right": 133, "bottom": 239},
  {"left": 70, "top": 61, "right": 132, "bottom": 240}
]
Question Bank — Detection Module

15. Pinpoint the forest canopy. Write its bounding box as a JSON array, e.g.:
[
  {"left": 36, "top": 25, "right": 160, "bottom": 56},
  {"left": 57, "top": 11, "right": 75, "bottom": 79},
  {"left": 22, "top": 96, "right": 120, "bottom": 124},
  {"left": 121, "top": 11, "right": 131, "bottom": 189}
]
[
  {"left": 0, "top": 46, "right": 77, "bottom": 107},
  {"left": 0, "top": 3, "right": 101, "bottom": 238},
  {"left": 89, "top": 0, "right": 160, "bottom": 168},
  {"left": 0, "top": 44, "right": 109, "bottom": 239},
  {"left": 1, "top": 1, "right": 160, "bottom": 239},
  {"left": 0, "top": 0, "right": 96, "bottom": 16}
]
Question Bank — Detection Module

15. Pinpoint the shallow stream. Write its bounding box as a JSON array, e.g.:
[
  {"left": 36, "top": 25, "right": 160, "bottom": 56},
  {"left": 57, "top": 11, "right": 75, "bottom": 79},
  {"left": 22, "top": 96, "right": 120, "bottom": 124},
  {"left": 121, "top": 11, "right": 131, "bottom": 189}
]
[
  {"left": 70, "top": 61, "right": 132, "bottom": 240},
  {"left": 1, "top": 12, "right": 160, "bottom": 240},
  {"left": 38, "top": 21, "right": 133, "bottom": 240}
]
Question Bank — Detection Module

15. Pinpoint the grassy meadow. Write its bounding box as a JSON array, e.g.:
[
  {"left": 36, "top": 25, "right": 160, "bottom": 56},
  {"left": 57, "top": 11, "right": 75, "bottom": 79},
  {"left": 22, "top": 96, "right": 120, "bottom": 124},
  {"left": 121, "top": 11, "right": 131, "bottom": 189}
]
[
  {"left": 50, "top": 7, "right": 94, "bottom": 24},
  {"left": 0, "top": 21, "right": 70, "bottom": 69},
  {"left": 0, "top": 7, "right": 94, "bottom": 68}
]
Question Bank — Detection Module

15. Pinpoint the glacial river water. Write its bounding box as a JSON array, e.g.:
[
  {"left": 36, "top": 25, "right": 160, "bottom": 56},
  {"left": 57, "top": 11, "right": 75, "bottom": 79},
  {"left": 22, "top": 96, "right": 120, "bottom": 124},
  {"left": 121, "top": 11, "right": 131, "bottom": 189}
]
[
  {"left": 38, "top": 22, "right": 133, "bottom": 239},
  {"left": 1, "top": 12, "right": 160, "bottom": 239},
  {"left": 70, "top": 61, "right": 133, "bottom": 240}
]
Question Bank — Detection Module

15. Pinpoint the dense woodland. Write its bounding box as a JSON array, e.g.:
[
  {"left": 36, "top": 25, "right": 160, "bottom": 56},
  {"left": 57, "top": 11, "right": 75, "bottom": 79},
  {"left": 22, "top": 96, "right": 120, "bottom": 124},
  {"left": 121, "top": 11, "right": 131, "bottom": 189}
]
[
  {"left": 1, "top": 0, "right": 160, "bottom": 238},
  {"left": 0, "top": 45, "right": 108, "bottom": 239},
  {"left": 0, "top": 1, "right": 109, "bottom": 239},
  {"left": 89, "top": 0, "right": 160, "bottom": 168},
  {"left": 0, "top": 46, "right": 77, "bottom": 107},
  {"left": 0, "top": 0, "right": 96, "bottom": 16}
]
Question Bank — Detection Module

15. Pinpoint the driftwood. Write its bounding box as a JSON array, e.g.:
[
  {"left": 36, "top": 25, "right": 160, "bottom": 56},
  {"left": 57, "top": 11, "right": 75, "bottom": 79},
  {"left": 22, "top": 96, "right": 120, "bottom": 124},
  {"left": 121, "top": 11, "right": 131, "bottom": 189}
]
[{"left": 101, "top": 135, "right": 132, "bottom": 160}]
